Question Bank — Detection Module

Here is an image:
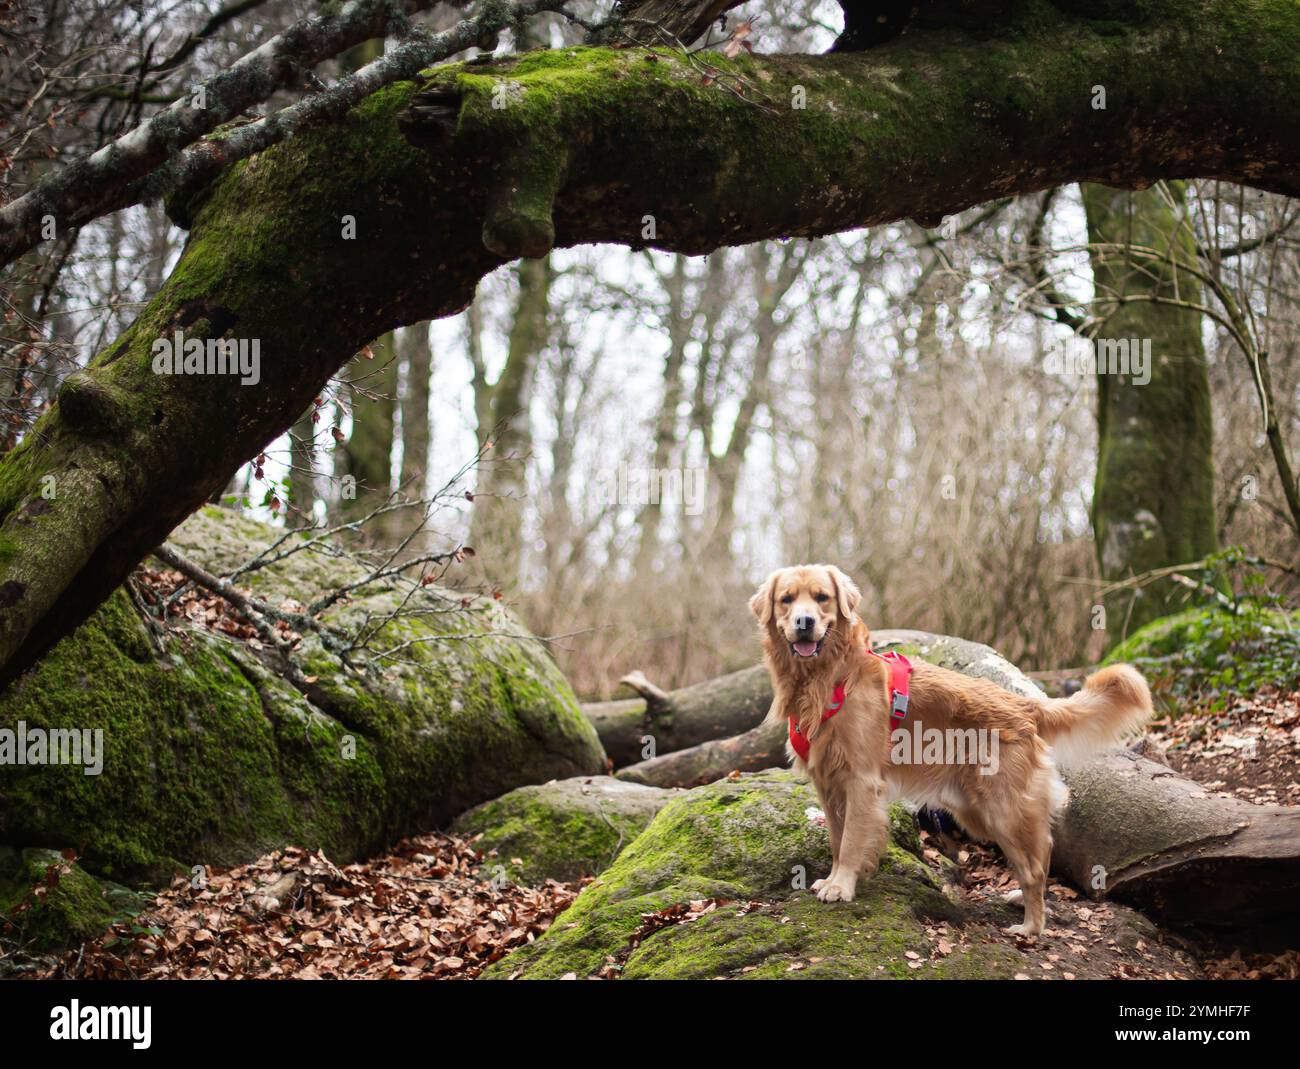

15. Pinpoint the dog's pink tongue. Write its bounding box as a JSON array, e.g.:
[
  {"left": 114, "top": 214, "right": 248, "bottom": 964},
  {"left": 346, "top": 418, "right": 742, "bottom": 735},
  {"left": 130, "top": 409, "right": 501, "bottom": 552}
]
[{"left": 793, "top": 640, "right": 818, "bottom": 657}]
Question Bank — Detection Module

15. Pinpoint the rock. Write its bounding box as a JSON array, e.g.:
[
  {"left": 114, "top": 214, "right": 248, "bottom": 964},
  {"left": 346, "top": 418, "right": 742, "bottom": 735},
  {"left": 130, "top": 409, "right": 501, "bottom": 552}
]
[
  {"left": 0, "top": 506, "right": 605, "bottom": 890},
  {"left": 483, "top": 770, "right": 1021, "bottom": 979},
  {"left": 872, "top": 629, "right": 1047, "bottom": 699},
  {"left": 0, "top": 847, "right": 147, "bottom": 958},
  {"left": 451, "top": 776, "right": 681, "bottom": 884}
]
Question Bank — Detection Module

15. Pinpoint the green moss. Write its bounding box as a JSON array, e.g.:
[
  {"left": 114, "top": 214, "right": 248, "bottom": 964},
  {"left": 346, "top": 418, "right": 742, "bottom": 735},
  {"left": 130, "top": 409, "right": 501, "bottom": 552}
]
[
  {"left": 622, "top": 893, "right": 1017, "bottom": 980},
  {"left": 451, "top": 777, "right": 676, "bottom": 884},
  {"left": 484, "top": 770, "right": 1019, "bottom": 979},
  {"left": 413, "top": 42, "right": 1063, "bottom": 255},
  {"left": 0, "top": 848, "right": 144, "bottom": 954},
  {"left": 0, "top": 588, "right": 372, "bottom": 883},
  {"left": 1103, "top": 605, "right": 1300, "bottom": 710}
]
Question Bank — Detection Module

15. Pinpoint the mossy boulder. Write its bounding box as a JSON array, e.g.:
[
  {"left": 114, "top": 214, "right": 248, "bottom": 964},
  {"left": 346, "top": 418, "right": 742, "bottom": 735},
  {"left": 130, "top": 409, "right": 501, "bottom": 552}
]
[
  {"left": 0, "top": 506, "right": 605, "bottom": 890},
  {"left": 452, "top": 776, "right": 681, "bottom": 884},
  {"left": 1103, "top": 605, "right": 1300, "bottom": 710},
  {"left": 0, "top": 848, "right": 146, "bottom": 957},
  {"left": 484, "top": 770, "right": 1022, "bottom": 979}
]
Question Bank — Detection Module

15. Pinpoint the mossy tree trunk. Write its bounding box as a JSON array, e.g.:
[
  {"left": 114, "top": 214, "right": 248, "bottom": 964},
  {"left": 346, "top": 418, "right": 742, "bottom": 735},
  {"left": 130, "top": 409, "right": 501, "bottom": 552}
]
[
  {"left": 1082, "top": 183, "right": 1219, "bottom": 640},
  {"left": 1054, "top": 751, "right": 1300, "bottom": 930},
  {"left": 328, "top": 37, "right": 402, "bottom": 532},
  {"left": 3, "top": 2, "right": 1300, "bottom": 683}
]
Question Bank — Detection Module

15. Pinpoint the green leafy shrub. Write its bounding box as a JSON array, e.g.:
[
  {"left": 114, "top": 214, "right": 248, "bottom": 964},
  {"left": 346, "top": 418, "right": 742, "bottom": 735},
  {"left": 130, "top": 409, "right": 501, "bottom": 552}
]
[{"left": 1105, "top": 605, "right": 1300, "bottom": 711}]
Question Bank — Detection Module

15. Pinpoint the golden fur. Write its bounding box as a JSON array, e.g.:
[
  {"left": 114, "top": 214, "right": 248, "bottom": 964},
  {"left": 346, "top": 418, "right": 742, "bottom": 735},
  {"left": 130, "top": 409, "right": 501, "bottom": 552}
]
[{"left": 751, "top": 564, "right": 1152, "bottom": 936}]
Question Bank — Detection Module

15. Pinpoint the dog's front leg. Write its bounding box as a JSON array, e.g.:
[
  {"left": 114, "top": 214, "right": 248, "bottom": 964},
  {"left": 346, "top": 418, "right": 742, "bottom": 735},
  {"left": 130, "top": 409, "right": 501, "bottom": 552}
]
[
  {"left": 815, "top": 776, "right": 888, "bottom": 903},
  {"left": 810, "top": 785, "right": 844, "bottom": 894}
]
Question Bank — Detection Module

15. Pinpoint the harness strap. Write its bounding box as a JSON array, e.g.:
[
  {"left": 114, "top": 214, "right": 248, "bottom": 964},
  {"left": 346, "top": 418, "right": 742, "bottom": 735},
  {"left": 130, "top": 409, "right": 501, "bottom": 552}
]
[{"left": 787, "top": 648, "right": 913, "bottom": 761}]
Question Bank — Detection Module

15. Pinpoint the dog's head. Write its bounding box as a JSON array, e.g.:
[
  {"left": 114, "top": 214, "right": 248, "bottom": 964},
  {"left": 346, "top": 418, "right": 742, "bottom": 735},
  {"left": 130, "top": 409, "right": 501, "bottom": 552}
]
[{"left": 749, "top": 564, "right": 862, "bottom": 661}]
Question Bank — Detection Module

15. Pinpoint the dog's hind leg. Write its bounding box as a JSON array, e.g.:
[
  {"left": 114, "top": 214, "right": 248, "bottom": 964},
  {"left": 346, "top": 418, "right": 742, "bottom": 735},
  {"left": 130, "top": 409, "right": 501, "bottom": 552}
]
[
  {"left": 992, "top": 803, "right": 1052, "bottom": 937},
  {"left": 816, "top": 776, "right": 888, "bottom": 903}
]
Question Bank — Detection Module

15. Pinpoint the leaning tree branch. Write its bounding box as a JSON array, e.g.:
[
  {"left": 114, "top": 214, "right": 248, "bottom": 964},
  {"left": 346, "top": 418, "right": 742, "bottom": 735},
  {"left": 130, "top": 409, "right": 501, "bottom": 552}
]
[
  {"left": 138, "top": 0, "right": 274, "bottom": 87},
  {"left": 615, "top": 718, "right": 786, "bottom": 787},
  {"left": 122, "top": 0, "right": 581, "bottom": 235},
  {"left": 583, "top": 665, "right": 773, "bottom": 765},
  {"left": 5, "top": 1, "right": 1300, "bottom": 682},
  {"left": 587, "top": 0, "right": 744, "bottom": 48}
]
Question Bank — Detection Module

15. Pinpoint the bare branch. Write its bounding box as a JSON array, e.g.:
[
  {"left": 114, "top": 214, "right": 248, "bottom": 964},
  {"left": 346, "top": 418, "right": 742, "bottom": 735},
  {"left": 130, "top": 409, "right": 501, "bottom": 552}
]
[{"left": 0, "top": 0, "right": 446, "bottom": 267}]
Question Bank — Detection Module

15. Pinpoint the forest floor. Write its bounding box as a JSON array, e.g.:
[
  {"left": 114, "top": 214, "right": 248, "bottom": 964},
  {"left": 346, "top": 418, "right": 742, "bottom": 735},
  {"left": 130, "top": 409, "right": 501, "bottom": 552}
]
[
  {"left": 29, "top": 836, "right": 578, "bottom": 980},
  {"left": 17, "top": 689, "right": 1300, "bottom": 981},
  {"left": 1155, "top": 688, "right": 1300, "bottom": 808},
  {"left": 1145, "top": 686, "right": 1300, "bottom": 979}
]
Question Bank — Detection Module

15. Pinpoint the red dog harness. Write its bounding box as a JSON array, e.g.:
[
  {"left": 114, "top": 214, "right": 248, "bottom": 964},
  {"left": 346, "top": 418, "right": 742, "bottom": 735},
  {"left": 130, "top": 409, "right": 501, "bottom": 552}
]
[{"left": 788, "top": 648, "right": 913, "bottom": 762}]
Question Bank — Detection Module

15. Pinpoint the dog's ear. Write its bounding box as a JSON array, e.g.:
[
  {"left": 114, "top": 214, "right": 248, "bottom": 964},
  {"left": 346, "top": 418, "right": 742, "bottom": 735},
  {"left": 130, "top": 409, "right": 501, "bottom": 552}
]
[
  {"left": 749, "top": 570, "right": 782, "bottom": 627},
  {"left": 825, "top": 565, "right": 862, "bottom": 621}
]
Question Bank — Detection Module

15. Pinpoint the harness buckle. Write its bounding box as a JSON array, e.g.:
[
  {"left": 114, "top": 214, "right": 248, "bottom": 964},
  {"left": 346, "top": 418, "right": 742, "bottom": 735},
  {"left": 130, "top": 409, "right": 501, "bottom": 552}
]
[{"left": 890, "top": 691, "right": 909, "bottom": 720}]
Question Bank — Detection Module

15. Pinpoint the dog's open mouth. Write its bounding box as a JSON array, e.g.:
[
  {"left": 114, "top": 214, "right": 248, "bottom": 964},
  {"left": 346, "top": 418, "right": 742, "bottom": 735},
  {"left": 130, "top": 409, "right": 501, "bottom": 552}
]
[{"left": 790, "top": 637, "right": 825, "bottom": 658}]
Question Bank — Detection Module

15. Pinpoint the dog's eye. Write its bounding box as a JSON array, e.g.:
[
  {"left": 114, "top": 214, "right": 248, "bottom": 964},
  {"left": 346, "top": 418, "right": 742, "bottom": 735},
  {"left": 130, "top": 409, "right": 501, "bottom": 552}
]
[
  {"left": 815, "top": 594, "right": 830, "bottom": 603},
  {"left": 780, "top": 594, "right": 795, "bottom": 605}
]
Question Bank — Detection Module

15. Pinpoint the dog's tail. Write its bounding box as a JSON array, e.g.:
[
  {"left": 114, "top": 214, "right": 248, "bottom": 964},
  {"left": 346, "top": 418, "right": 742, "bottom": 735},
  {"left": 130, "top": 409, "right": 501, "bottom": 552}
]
[{"left": 1034, "top": 664, "right": 1152, "bottom": 767}]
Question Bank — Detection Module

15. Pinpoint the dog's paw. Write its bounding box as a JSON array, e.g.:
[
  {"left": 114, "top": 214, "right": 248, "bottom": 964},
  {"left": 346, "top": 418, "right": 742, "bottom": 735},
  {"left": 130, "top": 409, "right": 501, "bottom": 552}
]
[
  {"left": 1002, "top": 889, "right": 1023, "bottom": 904},
  {"left": 816, "top": 878, "right": 856, "bottom": 903},
  {"left": 811, "top": 878, "right": 827, "bottom": 893},
  {"left": 1004, "top": 922, "right": 1042, "bottom": 938}
]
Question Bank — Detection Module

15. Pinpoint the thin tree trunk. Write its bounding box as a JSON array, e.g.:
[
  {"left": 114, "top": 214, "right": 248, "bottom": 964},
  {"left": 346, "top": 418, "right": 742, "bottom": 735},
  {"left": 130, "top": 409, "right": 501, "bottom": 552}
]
[
  {"left": 633, "top": 255, "right": 692, "bottom": 576},
  {"left": 703, "top": 243, "right": 802, "bottom": 564},
  {"left": 394, "top": 322, "right": 433, "bottom": 549},
  {"left": 335, "top": 332, "right": 399, "bottom": 527},
  {"left": 469, "top": 257, "right": 551, "bottom": 585},
  {"left": 288, "top": 406, "right": 318, "bottom": 520}
]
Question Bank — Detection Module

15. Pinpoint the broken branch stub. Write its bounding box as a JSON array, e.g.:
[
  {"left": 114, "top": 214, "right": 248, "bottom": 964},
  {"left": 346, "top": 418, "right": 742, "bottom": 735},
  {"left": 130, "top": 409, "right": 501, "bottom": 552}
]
[{"left": 403, "top": 78, "right": 566, "bottom": 259}]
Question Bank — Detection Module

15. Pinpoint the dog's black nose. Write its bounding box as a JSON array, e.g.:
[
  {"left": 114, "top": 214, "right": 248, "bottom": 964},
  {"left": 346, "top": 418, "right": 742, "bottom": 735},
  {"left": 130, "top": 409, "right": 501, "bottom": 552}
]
[{"left": 794, "top": 613, "right": 815, "bottom": 634}]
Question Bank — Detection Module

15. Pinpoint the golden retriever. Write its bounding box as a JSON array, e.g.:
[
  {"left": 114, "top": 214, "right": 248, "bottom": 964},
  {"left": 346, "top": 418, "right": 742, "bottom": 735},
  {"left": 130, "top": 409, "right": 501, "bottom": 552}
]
[{"left": 751, "top": 564, "right": 1152, "bottom": 936}]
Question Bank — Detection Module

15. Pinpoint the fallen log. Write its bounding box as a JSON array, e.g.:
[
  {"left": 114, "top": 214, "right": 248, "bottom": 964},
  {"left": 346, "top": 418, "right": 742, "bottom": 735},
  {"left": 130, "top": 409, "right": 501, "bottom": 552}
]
[
  {"left": 581, "top": 665, "right": 772, "bottom": 767},
  {"left": 615, "top": 720, "right": 787, "bottom": 789},
  {"left": 582, "top": 630, "right": 1001, "bottom": 768},
  {"left": 1053, "top": 751, "right": 1300, "bottom": 930},
  {"left": 602, "top": 630, "right": 1044, "bottom": 780}
]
